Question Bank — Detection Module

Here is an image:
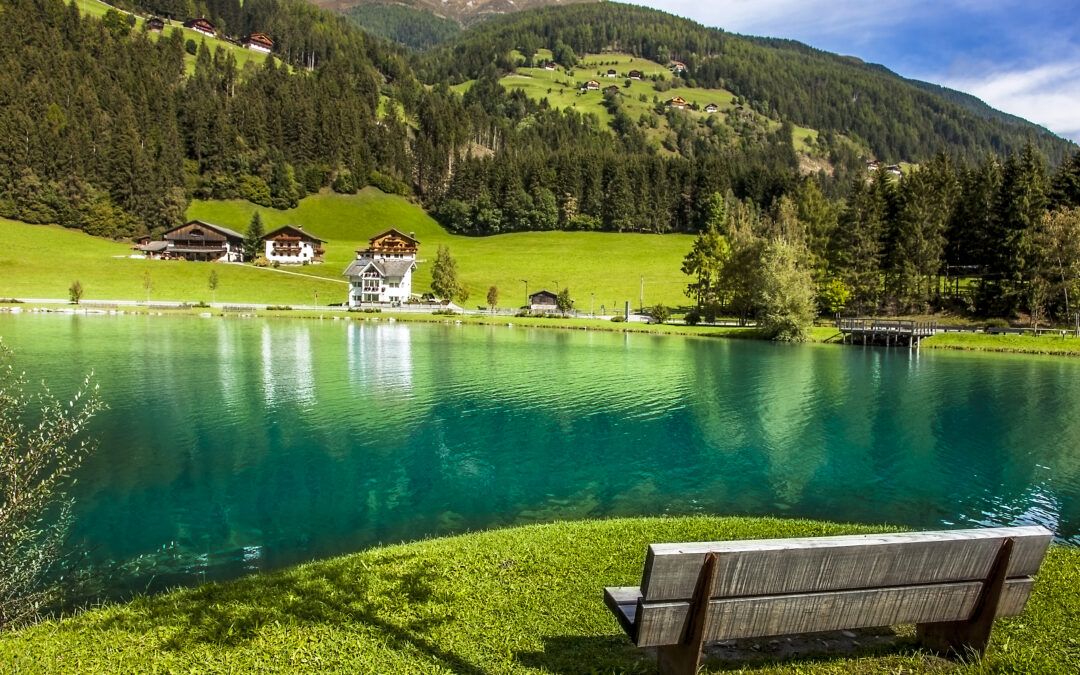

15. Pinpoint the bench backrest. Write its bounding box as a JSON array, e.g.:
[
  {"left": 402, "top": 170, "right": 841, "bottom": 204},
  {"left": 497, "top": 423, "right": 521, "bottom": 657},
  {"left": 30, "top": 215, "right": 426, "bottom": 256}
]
[{"left": 632, "top": 526, "right": 1052, "bottom": 647}]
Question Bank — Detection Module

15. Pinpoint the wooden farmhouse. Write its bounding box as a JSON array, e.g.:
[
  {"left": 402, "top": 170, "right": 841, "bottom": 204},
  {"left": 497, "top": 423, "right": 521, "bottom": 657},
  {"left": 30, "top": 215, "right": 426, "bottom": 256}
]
[
  {"left": 343, "top": 229, "right": 419, "bottom": 306},
  {"left": 606, "top": 69, "right": 617, "bottom": 78},
  {"left": 241, "top": 33, "right": 274, "bottom": 53},
  {"left": 603, "top": 85, "right": 620, "bottom": 95},
  {"left": 146, "top": 16, "right": 165, "bottom": 32},
  {"left": 666, "top": 96, "right": 687, "bottom": 109},
  {"left": 262, "top": 225, "right": 325, "bottom": 264},
  {"left": 544, "top": 62, "right": 556, "bottom": 71},
  {"left": 157, "top": 220, "right": 245, "bottom": 262},
  {"left": 704, "top": 103, "right": 719, "bottom": 113},
  {"left": 529, "top": 290, "right": 559, "bottom": 312},
  {"left": 183, "top": 17, "right": 216, "bottom": 38},
  {"left": 585, "top": 79, "right": 601, "bottom": 90},
  {"left": 670, "top": 60, "right": 687, "bottom": 74},
  {"left": 628, "top": 69, "right": 642, "bottom": 80}
]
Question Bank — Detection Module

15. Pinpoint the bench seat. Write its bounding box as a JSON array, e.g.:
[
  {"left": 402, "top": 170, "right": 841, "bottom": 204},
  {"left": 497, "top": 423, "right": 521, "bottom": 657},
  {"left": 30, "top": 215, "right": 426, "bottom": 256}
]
[{"left": 604, "top": 526, "right": 1052, "bottom": 673}]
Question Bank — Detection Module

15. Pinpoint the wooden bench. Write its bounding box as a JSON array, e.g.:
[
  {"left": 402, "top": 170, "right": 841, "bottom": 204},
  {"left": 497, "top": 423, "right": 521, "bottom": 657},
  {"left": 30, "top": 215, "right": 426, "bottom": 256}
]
[{"left": 603, "top": 526, "right": 1052, "bottom": 674}]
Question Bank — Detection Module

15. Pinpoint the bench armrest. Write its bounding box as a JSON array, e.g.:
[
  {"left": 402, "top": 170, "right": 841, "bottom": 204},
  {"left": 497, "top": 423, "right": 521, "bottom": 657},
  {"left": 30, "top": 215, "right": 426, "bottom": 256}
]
[{"left": 603, "top": 586, "right": 642, "bottom": 641}]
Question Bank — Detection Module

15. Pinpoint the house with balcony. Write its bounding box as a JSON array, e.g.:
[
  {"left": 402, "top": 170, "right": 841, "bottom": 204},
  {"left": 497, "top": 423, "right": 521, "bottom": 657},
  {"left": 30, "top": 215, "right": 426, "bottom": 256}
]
[
  {"left": 158, "top": 220, "right": 245, "bottom": 262},
  {"left": 262, "top": 225, "right": 324, "bottom": 264},
  {"left": 183, "top": 17, "right": 215, "bottom": 38},
  {"left": 343, "top": 229, "right": 419, "bottom": 306}
]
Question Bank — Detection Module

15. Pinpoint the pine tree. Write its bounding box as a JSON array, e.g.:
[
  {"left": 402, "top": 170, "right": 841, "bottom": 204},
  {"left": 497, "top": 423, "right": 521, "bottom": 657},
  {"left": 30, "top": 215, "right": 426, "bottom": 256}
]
[{"left": 244, "top": 211, "right": 265, "bottom": 262}]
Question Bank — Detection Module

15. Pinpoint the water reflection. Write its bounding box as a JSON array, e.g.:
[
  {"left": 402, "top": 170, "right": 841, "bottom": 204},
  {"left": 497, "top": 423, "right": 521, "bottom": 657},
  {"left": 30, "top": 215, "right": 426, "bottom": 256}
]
[{"left": 0, "top": 314, "right": 1078, "bottom": 603}]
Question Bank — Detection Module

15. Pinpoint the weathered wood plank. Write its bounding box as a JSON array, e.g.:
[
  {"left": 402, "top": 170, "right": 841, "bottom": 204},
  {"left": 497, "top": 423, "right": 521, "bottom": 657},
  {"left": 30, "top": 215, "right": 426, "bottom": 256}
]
[
  {"left": 641, "top": 526, "right": 1051, "bottom": 602},
  {"left": 633, "top": 578, "right": 1034, "bottom": 647},
  {"left": 603, "top": 587, "right": 641, "bottom": 639}
]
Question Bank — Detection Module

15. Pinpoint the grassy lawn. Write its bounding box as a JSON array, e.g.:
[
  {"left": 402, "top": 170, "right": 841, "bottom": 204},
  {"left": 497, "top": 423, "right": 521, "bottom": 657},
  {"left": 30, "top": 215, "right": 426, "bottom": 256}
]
[
  {"left": 1, "top": 516, "right": 1076, "bottom": 673},
  {"left": 924, "top": 331, "right": 1080, "bottom": 356},
  {"left": 188, "top": 189, "right": 696, "bottom": 309},
  {"left": 0, "top": 218, "right": 343, "bottom": 305}
]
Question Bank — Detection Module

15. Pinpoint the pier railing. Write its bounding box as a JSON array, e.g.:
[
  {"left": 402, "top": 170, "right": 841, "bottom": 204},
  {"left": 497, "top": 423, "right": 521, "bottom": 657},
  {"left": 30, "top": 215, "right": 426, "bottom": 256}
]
[{"left": 837, "top": 319, "right": 938, "bottom": 336}]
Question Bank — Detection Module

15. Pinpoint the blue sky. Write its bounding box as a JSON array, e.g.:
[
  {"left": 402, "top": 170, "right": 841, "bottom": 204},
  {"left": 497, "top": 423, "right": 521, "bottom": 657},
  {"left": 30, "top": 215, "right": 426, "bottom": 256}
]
[{"left": 618, "top": 1, "right": 1080, "bottom": 142}]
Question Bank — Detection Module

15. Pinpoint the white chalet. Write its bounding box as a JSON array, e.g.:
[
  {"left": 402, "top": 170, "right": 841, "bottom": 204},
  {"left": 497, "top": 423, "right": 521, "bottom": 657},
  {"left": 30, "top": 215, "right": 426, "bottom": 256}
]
[
  {"left": 262, "top": 225, "right": 325, "bottom": 264},
  {"left": 343, "top": 229, "right": 419, "bottom": 306}
]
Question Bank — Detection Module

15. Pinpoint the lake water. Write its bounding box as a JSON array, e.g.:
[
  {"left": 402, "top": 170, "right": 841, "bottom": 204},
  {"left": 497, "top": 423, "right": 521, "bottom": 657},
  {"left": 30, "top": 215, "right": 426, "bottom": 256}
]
[{"left": 1, "top": 314, "right": 1078, "bottom": 600}]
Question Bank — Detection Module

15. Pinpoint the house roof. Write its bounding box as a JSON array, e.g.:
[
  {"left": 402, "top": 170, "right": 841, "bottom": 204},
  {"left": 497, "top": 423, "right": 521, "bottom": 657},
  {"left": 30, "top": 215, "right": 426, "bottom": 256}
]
[
  {"left": 370, "top": 228, "right": 419, "bottom": 245},
  {"left": 264, "top": 224, "right": 324, "bottom": 243},
  {"left": 343, "top": 257, "right": 415, "bottom": 278},
  {"left": 530, "top": 290, "right": 558, "bottom": 301},
  {"left": 136, "top": 241, "right": 169, "bottom": 252},
  {"left": 162, "top": 219, "right": 245, "bottom": 241}
]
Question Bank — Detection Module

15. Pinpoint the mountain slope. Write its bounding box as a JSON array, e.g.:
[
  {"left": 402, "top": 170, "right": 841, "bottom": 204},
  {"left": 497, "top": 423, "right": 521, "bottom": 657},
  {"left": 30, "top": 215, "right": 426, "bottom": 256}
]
[
  {"left": 422, "top": 3, "right": 1076, "bottom": 165},
  {"left": 317, "top": 0, "right": 598, "bottom": 25}
]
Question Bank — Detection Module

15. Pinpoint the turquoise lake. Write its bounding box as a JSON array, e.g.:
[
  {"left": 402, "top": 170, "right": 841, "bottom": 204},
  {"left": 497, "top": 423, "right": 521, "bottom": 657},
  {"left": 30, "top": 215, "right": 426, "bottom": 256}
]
[{"left": 1, "top": 314, "right": 1078, "bottom": 600}]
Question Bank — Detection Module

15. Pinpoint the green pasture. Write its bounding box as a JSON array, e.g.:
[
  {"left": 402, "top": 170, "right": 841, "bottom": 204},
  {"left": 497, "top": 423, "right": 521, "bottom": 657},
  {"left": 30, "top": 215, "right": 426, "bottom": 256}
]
[
  {"left": 188, "top": 189, "right": 696, "bottom": 309},
  {"left": 456, "top": 52, "right": 824, "bottom": 156},
  {"left": 70, "top": 0, "right": 278, "bottom": 75},
  {"left": 1, "top": 516, "right": 1077, "bottom": 673},
  {"left": 0, "top": 218, "right": 343, "bottom": 305}
]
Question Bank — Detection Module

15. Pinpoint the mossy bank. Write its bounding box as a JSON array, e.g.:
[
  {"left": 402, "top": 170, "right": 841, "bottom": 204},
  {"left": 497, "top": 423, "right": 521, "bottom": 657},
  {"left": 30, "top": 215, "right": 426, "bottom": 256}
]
[{"left": 1, "top": 516, "right": 1077, "bottom": 673}]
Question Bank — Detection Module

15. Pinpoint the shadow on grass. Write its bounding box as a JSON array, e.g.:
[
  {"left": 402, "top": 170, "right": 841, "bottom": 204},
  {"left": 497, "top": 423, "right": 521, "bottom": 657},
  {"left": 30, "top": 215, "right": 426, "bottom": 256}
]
[
  {"left": 95, "top": 552, "right": 492, "bottom": 675},
  {"left": 518, "top": 628, "right": 928, "bottom": 674}
]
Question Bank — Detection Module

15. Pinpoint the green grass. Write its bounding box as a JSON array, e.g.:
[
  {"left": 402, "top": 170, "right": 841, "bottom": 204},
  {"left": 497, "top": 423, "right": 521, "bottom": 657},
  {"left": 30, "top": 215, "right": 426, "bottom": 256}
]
[
  {"left": 0, "top": 219, "right": 343, "bottom": 305},
  {"left": 924, "top": 331, "right": 1080, "bottom": 356},
  {"left": 70, "top": 0, "right": 278, "bottom": 75},
  {"left": 188, "top": 188, "right": 696, "bottom": 308},
  {"left": 454, "top": 52, "right": 848, "bottom": 159},
  {"left": 1, "top": 516, "right": 1076, "bottom": 673}
]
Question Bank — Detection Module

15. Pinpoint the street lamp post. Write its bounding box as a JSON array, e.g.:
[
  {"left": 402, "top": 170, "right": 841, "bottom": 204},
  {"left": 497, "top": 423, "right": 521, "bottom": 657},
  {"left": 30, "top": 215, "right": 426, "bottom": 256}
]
[
  {"left": 590, "top": 292, "right": 595, "bottom": 317},
  {"left": 520, "top": 279, "right": 529, "bottom": 308}
]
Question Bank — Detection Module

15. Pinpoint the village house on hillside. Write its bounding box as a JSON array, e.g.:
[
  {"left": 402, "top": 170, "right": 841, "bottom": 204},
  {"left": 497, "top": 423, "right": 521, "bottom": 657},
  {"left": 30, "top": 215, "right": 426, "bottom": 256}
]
[
  {"left": 543, "top": 61, "right": 556, "bottom": 71},
  {"left": 585, "top": 79, "right": 600, "bottom": 91},
  {"left": 628, "top": 69, "right": 642, "bottom": 80},
  {"left": 241, "top": 33, "right": 274, "bottom": 53},
  {"left": 704, "top": 103, "right": 719, "bottom": 113},
  {"left": 146, "top": 16, "right": 165, "bottom": 32},
  {"left": 606, "top": 69, "right": 617, "bottom": 78},
  {"left": 666, "top": 96, "right": 687, "bottom": 109},
  {"left": 183, "top": 17, "right": 215, "bottom": 38},
  {"left": 670, "top": 60, "right": 687, "bottom": 74},
  {"left": 603, "top": 85, "right": 620, "bottom": 95},
  {"left": 343, "top": 229, "right": 418, "bottom": 306},
  {"left": 529, "top": 290, "right": 559, "bottom": 312},
  {"left": 135, "top": 220, "right": 245, "bottom": 262},
  {"left": 262, "top": 225, "right": 324, "bottom": 264}
]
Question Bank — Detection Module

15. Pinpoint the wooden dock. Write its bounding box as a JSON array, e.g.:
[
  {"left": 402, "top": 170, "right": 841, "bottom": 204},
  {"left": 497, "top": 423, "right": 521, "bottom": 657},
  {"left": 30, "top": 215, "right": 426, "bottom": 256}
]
[{"left": 837, "top": 319, "right": 938, "bottom": 347}]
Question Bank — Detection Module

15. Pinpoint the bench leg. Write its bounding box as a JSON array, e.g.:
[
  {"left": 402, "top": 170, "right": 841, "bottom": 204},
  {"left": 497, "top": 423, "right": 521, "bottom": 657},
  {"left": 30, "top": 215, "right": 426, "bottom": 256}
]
[
  {"left": 917, "top": 537, "right": 1014, "bottom": 656},
  {"left": 657, "top": 552, "right": 719, "bottom": 675}
]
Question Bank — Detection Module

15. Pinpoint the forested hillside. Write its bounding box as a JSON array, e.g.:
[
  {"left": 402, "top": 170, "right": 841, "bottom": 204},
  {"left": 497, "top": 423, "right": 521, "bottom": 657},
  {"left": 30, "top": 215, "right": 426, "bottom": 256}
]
[
  {"left": 343, "top": 2, "right": 460, "bottom": 49},
  {"left": 419, "top": 4, "right": 1074, "bottom": 166}
]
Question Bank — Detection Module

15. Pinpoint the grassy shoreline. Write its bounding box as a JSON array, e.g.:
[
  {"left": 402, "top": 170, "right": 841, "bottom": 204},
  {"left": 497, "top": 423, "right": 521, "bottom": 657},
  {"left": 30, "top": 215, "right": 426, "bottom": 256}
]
[
  {"left": 1, "top": 516, "right": 1076, "bottom": 673},
  {"left": 9, "top": 301, "right": 1080, "bottom": 357}
]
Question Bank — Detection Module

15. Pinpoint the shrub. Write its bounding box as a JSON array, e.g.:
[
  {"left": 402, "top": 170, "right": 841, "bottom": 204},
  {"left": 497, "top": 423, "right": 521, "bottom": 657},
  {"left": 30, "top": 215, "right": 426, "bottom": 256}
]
[
  {"left": 432, "top": 309, "right": 459, "bottom": 316},
  {"left": 610, "top": 315, "right": 626, "bottom": 322},
  {"left": 251, "top": 256, "right": 270, "bottom": 268},
  {"left": 265, "top": 305, "right": 293, "bottom": 311},
  {"left": 68, "top": 280, "right": 83, "bottom": 305},
  {"left": 367, "top": 170, "right": 409, "bottom": 196},
  {"left": 685, "top": 311, "right": 701, "bottom": 326},
  {"left": 0, "top": 343, "right": 103, "bottom": 628},
  {"left": 985, "top": 317, "right": 1011, "bottom": 329},
  {"left": 331, "top": 170, "right": 356, "bottom": 194},
  {"left": 651, "top": 304, "right": 670, "bottom": 324}
]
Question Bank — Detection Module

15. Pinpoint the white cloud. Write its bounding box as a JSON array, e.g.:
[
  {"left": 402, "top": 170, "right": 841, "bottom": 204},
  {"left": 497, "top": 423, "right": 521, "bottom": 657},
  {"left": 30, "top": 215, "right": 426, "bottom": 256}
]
[{"left": 935, "top": 59, "right": 1080, "bottom": 142}]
